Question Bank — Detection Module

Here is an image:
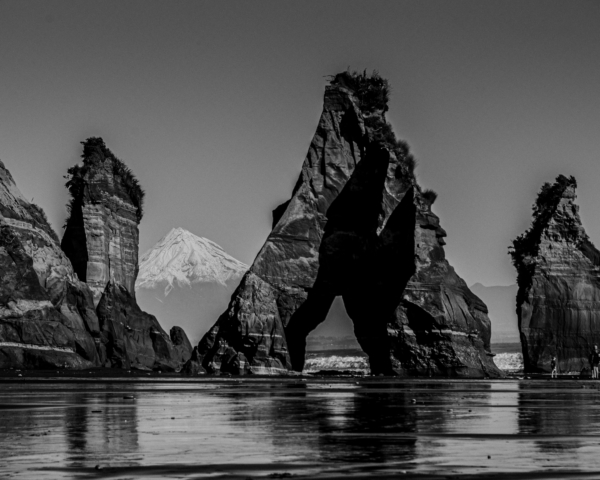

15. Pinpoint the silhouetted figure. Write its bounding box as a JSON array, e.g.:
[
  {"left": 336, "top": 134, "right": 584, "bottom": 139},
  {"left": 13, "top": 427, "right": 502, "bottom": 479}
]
[
  {"left": 551, "top": 356, "right": 557, "bottom": 378},
  {"left": 590, "top": 345, "right": 600, "bottom": 379}
]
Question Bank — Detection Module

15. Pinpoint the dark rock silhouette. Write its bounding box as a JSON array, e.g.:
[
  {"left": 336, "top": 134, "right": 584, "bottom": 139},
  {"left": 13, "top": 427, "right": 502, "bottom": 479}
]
[
  {"left": 96, "top": 282, "right": 182, "bottom": 371},
  {"left": 510, "top": 175, "right": 600, "bottom": 373},
  {"left": 191, "top": 71, "right": 501, "bottom": 377},
  {"left": 170, "top": 326, "right": 193, "bottom": 364},
  {"left": 180, "top": 346, "right": 207, "bottom": 375}
]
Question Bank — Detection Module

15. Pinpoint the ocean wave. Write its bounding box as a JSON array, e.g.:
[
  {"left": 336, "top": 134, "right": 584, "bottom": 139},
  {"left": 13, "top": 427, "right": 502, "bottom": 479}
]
[
  {"left": 494, "top": 352, "right": 523, "bottom": 371},
  {"left": 303, "top": 352, "right": 523, "bottom": 374},
  {"left": 303, "top": 355, "right": 370, "bottom": 374}
]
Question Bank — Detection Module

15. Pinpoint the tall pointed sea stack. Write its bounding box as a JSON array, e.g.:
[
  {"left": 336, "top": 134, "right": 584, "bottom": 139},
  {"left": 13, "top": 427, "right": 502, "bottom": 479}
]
[
  {"left": 62, "top": 138, "right": 142, "bottom": 305},
  {"left": 510, "top": 175, "right": 600, "bottom": 373},
  {"left": 62, "top": 138, "right": 192, "bottom": 370},
  {"left": 192, "top": 71, "right": 501, "bottom": 377}
]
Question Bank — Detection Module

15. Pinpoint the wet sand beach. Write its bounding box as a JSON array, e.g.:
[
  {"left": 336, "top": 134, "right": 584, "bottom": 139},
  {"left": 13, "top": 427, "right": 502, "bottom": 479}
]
[{"left": 2, "top": 375, "right": 600, "bottom": 479}]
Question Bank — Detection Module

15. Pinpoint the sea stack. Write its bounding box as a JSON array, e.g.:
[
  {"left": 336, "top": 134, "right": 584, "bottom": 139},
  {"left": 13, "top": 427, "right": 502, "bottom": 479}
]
[
  {"left": 0, "top": 160, "right": 99, "bottom": 368},
  {"left": 62, "top": 138, "right": 142, "bottom": 304},
  {"left": 510, "top": 175, "right": 600, "bottom": 373},
  {"left": 190, "top": 71, "right": 502, "bottom": 377},
  {"left": 61, "top": 138, "right": 192, "bottom": 370}
]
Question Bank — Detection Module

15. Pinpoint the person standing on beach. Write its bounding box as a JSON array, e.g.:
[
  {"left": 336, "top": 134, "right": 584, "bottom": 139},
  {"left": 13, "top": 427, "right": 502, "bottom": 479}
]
[
  {"left": 590, "top": 346, "right": 600, "bottom": 379},
  {"left": 551, "top": 356, "right": 557, "bottom": 378}
]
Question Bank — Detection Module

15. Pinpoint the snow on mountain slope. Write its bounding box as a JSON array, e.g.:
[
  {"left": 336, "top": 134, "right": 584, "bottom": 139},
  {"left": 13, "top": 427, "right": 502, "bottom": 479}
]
[
  {"left": 136, "top": 227, "right": 248, "bottom": 294},
  {"left": 135, "top": 228, "right": 248, "bottom": 344}
]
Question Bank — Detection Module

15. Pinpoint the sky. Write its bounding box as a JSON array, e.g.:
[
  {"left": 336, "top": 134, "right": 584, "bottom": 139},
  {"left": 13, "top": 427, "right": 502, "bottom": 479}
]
[{"left": 1, "top": 0, "right": 600, "bottom": 288}]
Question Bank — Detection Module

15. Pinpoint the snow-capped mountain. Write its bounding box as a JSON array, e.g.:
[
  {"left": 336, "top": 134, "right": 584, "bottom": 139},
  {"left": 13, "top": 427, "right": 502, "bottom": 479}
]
[
  {"left": 137, "top": 227, "right": 247, "bottom": 294},
  {"left": 135, "top": 228, "right": 248, "bottom": 344}
]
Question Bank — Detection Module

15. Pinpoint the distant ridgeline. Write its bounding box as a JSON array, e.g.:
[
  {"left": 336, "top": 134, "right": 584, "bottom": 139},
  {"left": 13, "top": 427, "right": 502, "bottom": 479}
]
[
  {"left": 184, "top": 70, "right": 502, "bottom": 378},
  {"left": 510, "top": 175, "right": 600, "bottom": 374},
  {"left": 0, "top": 139, "right": 192, "bottom": 371}
]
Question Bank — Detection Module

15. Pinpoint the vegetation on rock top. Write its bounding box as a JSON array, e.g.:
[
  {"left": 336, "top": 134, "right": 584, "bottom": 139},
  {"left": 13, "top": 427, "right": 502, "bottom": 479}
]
[
  {"left": 422, "top": 188, "right": 438, "bottom": 205},
  {"left": 26, "top": 202, "right": 59, "bottom": 242},
  {"left": 509, "top": 174, "right": 578, "bottom": 303},
  {"left": 330, "top": 69, "right": 417, "bottom": 180},
  {"left": 65, "top": 137, "right": 145, "bottom": 221}
]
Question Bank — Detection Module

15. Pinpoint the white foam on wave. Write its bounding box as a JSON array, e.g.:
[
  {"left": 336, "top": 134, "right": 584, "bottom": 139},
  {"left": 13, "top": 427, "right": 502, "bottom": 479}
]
[
  {"left": 303, "top": 352, "right": 524, "bottom": 374},
  {"left": 303, "top": 355, "right": 370, "bottom": 374},
  {"left": 494, "top": 352, "right": 523, "bottom": 371}
]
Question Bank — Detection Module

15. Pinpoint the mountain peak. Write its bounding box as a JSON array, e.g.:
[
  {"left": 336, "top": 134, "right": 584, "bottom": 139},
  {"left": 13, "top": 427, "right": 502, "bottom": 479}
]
[{"left": 136, "top": 228, "right": 248, "bottom": 295}]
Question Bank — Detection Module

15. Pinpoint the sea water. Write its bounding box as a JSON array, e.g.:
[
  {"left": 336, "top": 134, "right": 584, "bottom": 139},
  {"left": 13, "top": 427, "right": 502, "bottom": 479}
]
[
  {"left": 304, "top": 342, "right": 524, "bottom": 374},
  {"left": 2, "top": 377, "right": 600, "bottom": 479}
]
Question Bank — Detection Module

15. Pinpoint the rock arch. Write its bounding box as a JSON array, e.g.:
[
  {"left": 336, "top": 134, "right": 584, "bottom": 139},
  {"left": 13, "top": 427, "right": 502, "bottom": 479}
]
[{"left": 190, "top": 73, "right": 501, "bottom": 377}]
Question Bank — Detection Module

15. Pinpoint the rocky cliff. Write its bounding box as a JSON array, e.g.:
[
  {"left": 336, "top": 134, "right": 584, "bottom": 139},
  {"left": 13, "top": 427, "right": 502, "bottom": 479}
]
[
  {"left": 510, "top": 175, "right": 600, "bottom": 373},
  {"left": 96, "top": 282, "right": 189, "bottom": 371},
  {"left": 190, "top": 71, "right": 501, "bottom": 377},
  {"left": 60, "top": 138, "right": 192, "bottom": 370},
  {"left": 62, "top": 138, "right": 142, "bottom": 305},
  {"left": 0, "top": 159, "right": 98, "bottom": 368}
]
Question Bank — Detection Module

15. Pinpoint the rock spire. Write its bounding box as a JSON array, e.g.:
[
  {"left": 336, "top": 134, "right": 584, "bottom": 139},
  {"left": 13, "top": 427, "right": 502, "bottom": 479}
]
[
  {"left": 510, "top": 175, "right": 600, "bottom": 373},
  {"left": 62, "top": 137, "right": 143, "bottom": 304},
  {"left": 59, "top": 138, "right": 192, "bottom": 371},
  {"left": 189, "top": 71, "right": 501, "bottom": 377}
]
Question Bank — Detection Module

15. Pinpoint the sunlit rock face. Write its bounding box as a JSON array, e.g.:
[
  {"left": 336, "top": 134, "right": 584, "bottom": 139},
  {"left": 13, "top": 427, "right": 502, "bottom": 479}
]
[
  {"left": 192, "top": 72, "right": 501, "bottom": 377},
  {"left": 511, "top": 175, "right": 600, "bottom": 373},
  {"left": 62, "top": 144, "right": 141, "bottom": 305},
  {"left": 61, "top": 138, "right": 192, "bottom": 371},
  {"left": 0, "top": 160, "right": 98, "bottom": 368}
]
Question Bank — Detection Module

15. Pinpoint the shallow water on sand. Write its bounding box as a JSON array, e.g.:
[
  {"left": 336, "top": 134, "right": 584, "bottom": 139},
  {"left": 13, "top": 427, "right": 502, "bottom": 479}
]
[{"left": 2, "top": 378, "right": 600, "bottom": 479}]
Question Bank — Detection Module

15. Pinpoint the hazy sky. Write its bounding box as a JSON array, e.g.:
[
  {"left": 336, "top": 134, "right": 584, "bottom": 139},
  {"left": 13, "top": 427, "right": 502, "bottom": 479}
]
[{"left": 1, "top": 0, "right": 600, "bottom": 288}]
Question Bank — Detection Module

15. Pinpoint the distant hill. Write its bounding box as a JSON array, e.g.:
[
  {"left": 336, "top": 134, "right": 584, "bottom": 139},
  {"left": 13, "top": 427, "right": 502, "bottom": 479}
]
[
  {"left": 135, "top": 228, "right": 247, "bottom": 344},
  {"left": 470, "top": 283, "right": 520, "bottom": 343}
]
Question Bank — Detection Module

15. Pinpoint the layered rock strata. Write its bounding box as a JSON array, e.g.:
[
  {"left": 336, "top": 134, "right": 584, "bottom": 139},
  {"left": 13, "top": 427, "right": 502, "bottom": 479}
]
[
  {"left": 191, "top": 72, "right": 501, "bottom": 377},
  {"left": 510, "top": 175, "right": 600, "bottom": 373},
  {"left": 62, "top": 139, "right": 142, "bottom": 304},
  {"left": 61, "top": 138, "right": 192, "bottom": 371},
  {"left": 0, "top": 160, "right": 98, "bottom": 368}
]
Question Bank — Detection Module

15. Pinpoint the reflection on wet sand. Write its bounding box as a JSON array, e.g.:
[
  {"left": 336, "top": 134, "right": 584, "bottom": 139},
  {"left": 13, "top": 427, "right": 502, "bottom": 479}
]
[
  {"left": 518, "top": 381, "right": 600, "bottom": 469},
  {"left": 2, "top": 379, "right": 600, "bottom": 478},
  {"left": 64, "top": 392, "right": 139, "bottom": 468}
]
